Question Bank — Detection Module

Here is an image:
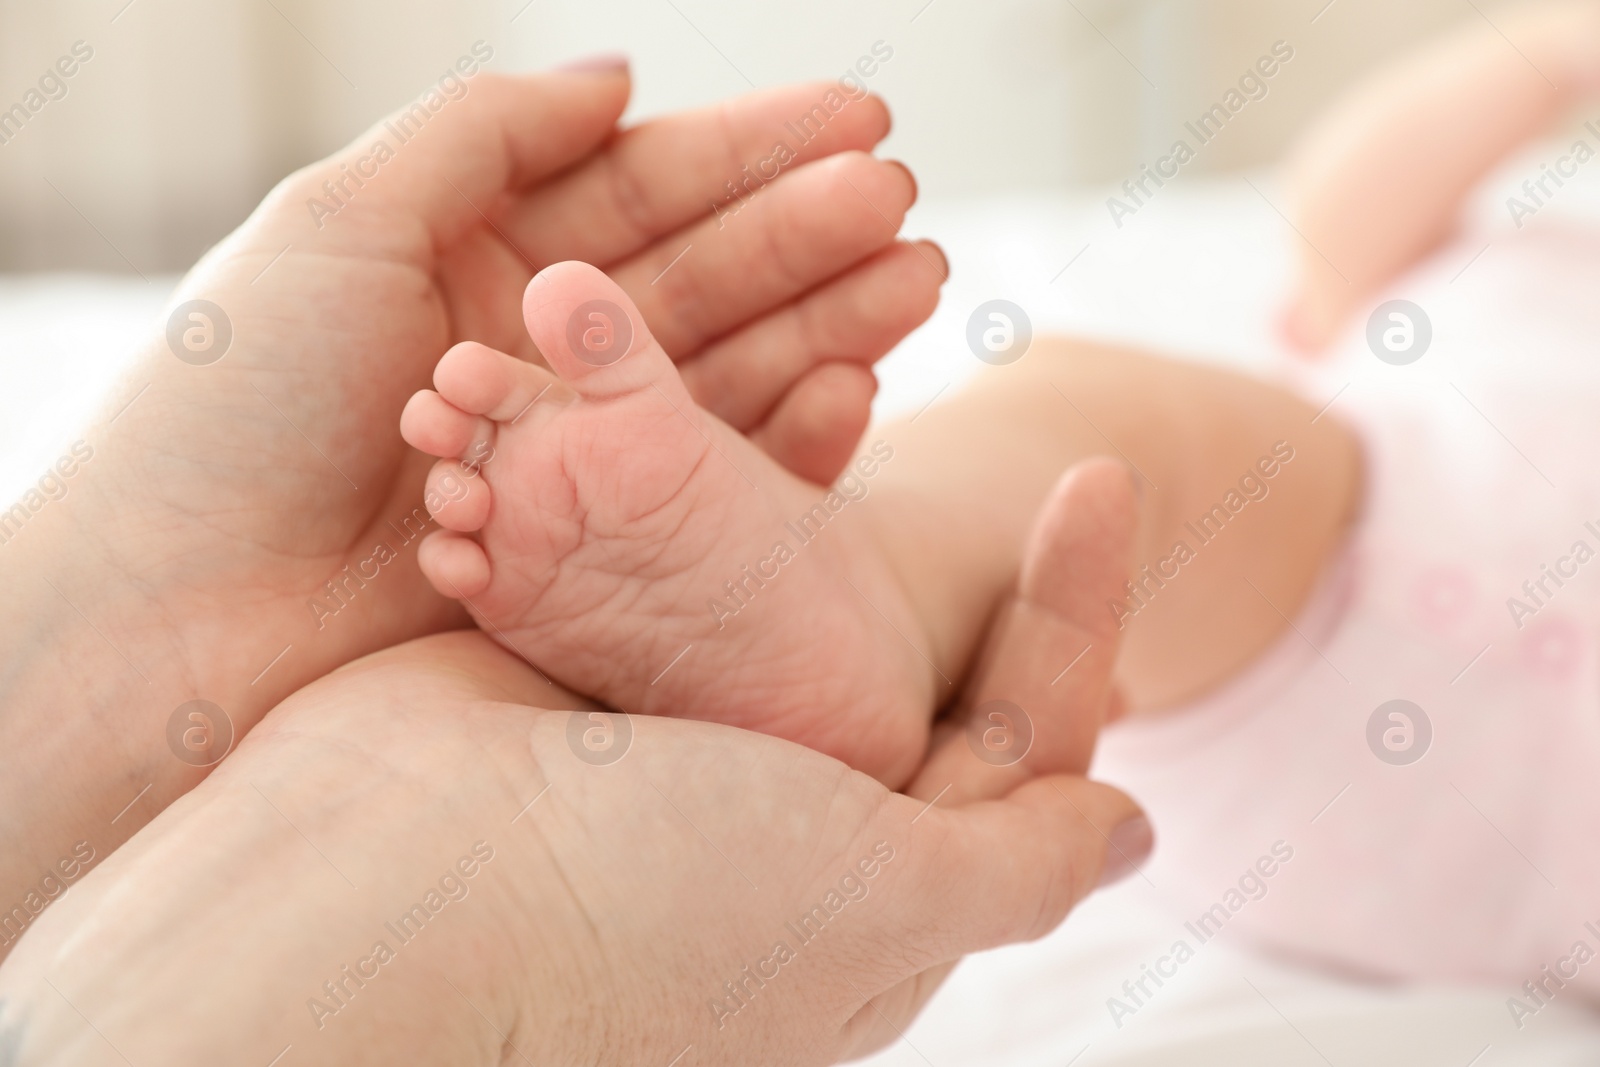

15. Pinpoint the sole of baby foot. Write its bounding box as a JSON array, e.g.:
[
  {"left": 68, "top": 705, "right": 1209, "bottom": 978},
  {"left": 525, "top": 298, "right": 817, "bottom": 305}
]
[{"left": 400, "top": 261, "right": 936, "bottom": 785}]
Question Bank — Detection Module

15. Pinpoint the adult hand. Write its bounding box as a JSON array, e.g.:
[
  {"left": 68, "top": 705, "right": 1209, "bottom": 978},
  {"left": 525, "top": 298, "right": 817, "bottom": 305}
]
[
  {"left": 0, "top": 63, "right": 941, "bottom": 941},
  {"left": 0, "top": 462, "right": 1145, "bottom": 1067},
  {"left": 910, "top": 457, "right": 1139, "bottom": 802}
]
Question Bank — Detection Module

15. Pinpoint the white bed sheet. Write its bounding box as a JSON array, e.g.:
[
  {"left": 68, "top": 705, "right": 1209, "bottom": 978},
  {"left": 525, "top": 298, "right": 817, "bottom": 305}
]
[{"left": 5, "top": 163, "right": 1600, "bottom": 1064}]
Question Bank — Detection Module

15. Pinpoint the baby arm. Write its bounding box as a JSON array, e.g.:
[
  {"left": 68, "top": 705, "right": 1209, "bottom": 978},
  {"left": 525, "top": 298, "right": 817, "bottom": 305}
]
[
  {"left": 1284, "top": 0, "right": 1600, "bottom": 349},
  {"left": 858, "top": 337, "right": 1362, "bottom": 714}
]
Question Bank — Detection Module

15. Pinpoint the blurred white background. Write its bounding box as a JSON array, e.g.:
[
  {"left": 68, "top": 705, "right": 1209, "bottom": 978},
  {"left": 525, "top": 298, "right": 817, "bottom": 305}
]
[
  {"left": 9, "top": 3, "right": 1600, "bottom": 1064},
  {"left": 0, "top": 0, "right": 1543, "bottom": 272}
]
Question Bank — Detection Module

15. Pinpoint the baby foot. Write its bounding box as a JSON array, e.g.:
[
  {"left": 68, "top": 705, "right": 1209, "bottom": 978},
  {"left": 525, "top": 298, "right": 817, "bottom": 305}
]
[{"left": 400, "top": 262, "right": 936, "bottom": 784}]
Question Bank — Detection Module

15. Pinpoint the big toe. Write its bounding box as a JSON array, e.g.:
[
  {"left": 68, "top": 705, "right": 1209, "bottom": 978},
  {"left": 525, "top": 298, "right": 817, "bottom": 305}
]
[{"left": 523, "top": 261, "right": 689, "bottom": 404}]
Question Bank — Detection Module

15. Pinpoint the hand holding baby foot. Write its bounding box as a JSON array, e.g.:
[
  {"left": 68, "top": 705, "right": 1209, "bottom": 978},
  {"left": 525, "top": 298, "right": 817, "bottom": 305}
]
[
  {"left": 0, "top": 67, "right": 943, "bottom": 936},
  {"left": 401, "top": 262, "right": 938, "bottom": 785},
  {"left": 0, "top": 457, "right": 1148, "bottom": 1067}
]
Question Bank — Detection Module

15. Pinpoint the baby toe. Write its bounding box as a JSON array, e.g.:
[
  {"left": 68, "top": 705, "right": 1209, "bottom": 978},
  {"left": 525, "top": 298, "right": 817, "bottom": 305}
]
[
  {"left": 522, "top": 261, "right": 690, "bottom": 404},
  {"left": 435, "top": 340, "right": 567, "bottom": 422},
  {"left": 401, "top": 389, "right": 484, "bottom": 459},
  {"left": 417, "top": 531, "right": 491, "bottom": 600},
  {"left": 424, "top": 458, "right": 492, "bottom": 532}
]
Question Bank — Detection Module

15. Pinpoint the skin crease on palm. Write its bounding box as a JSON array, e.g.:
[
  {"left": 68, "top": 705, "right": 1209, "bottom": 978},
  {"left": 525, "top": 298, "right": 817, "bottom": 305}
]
[
  {"left": 0, "top": 64, "right": 947, "bottom": 935},
  {"left": 0, "top": 461, "right": 1148, "bottom": 1067}
]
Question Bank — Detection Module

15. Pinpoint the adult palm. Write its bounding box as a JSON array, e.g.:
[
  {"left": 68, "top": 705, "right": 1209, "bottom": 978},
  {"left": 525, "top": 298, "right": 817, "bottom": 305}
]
[{"left": 0, "top": 65, "right": 937, "bottom": 940}]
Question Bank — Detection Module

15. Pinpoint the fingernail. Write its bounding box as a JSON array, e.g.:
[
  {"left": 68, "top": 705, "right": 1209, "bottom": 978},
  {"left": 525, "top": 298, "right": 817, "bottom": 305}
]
[
  {"left": 886, "top": 159, "right": 918, "bottom": 206},
  {"left": 1096, "top": 814, "right": 1153, "bottom": 889},
  {"left": 552, "top": 53, "right": 630, "bottom": 75},
  {"left": 921, "top": 240, "right": 949, "bottom": 280}
]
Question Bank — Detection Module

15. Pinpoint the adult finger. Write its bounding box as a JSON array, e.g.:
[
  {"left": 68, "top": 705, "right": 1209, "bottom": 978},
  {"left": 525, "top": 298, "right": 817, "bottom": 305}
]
[
  {"left": 681, "top": 239, "right": 946, "bottom": 434},
  {"left": 498, "top": 82, "right": 892, "bottom": 269},
  {"left": 274, "top": 67, "right": 632, "bottom": 256},
  {"left": 614, "top": 151, "right": 917, "bottom": 357},
  {"left": 747, "top": 361, "right": 877, "bottom": 485},
  {"left": 835, "top": 774, "right": 1149, "bottom": 1059},
  {"left": 909, "top": 458, "right": 1138, "bottom": 805},
  {"left": 861, "top": 775, "right": 1149, "bottom": 984},
  {"left": 427, "top": 162, "right": 927, "bottom": 380}
]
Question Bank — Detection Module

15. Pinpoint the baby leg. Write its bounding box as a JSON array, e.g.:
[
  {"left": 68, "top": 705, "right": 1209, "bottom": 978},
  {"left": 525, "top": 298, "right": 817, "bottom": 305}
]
[{"left": 864, "top": 338, "right": 1362, "bottom": 714}]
